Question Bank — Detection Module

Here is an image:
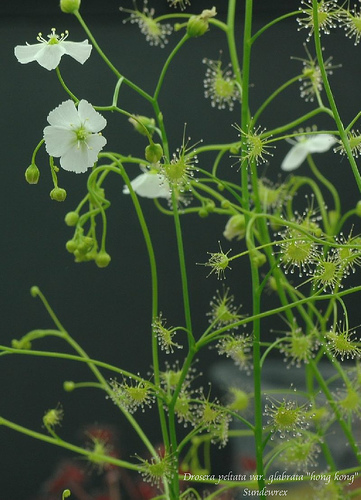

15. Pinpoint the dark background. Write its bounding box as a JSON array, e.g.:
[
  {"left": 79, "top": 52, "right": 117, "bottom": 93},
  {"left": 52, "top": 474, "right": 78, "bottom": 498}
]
[{"left": 1, "top": 1, "right": 360, "bottom": 498}]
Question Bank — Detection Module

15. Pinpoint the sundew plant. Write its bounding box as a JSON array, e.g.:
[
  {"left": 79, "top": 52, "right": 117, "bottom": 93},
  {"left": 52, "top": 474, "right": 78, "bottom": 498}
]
[{"left": 5, "top": 0, "right": 361, "bottom": 498}]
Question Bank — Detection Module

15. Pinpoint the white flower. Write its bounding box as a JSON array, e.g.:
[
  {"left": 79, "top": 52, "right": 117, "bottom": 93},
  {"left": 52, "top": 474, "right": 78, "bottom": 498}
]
[
  {"left": 281, "top": 133, "right": 336, "bottom": 171},
  {"left": 43, "top": 99, "right": 107, "bottom": 174},
  {"left": 14, "top": 28, "right": 92, "bottom": 71},
  {"left": 123, "top": 168, "right": 170, "bottom": 198}
]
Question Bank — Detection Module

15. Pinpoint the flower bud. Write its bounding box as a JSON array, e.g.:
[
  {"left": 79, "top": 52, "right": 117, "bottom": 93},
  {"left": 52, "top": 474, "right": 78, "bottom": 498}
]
[
  {"left": 267, "top": 276, "right": 278, "bottom": 292},
  {"left": 356, "top": 201, "right": 361, "bottom": 217},
  {"left": 60, "top": 0, "right": 81, "bottom": 13},
  {"left": 25, "top": 164, "right": 40, "bottom": 184},
  {"left": 205, "top": 200, "right": 215, "bottom": 213},
  {"left": 12, "top": 338, "right": 32, "bottom": 350},
  {"left": 129, "top": 115, "right": 156, "bottom": 136},
  {"left": 187, "top": 7, "right": 217, "bottom": 37},
  {"left": 223, "top": 214, "right": 246, "bottom": 241},
  {"left": 269, "top": 218, "right": 283, "bottom": 232},
  {"left": 66, "top": 239, "right": 77, "bottom": 253},
  {"left": 198, "top": 208, "right": 209, "bottom": 218},
  {"left": 65, "top": 211, "right": 79, "bottom": 226},
  {"left": 227, "top": 388, "right": 250, "bottom": 412},
  {"left": 96, "top": 251, "right": 111, "bottom": 268},
  {"left": 30, "top": 286, "right": 40, "bottom": 297},
  {"left": 50, "top": 187, "right": 67, "bottom": 202},
  {"left": 63, "top": 381, "right": 75, "bottom": 392},
  {"left": 250, "top": 249, "right": 266, "bottom": 268},
  {"left": 328, "top": 210, "right": 339, "bottom": 233},
  {"left": 77, "top": 236, "right": 94, "bottom": 254},
  {"left": 145, "top": 143, "right": 163, "bottom": 163}
]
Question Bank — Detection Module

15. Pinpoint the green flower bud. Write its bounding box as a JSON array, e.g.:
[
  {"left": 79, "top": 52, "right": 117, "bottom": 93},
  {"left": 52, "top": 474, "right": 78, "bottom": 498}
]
[
  {"left": 30, "top": 286, "right": 40, "bottom": 297},
  {"left": 25, "top": 164, "right": 40, "bottom": 184},
  {"left": 66, "top": 239, "right": 77, "bottom": 253},
  {"left": 205, "top": 200, "right": 215, "bottom": 212},
  {"left": 186, "top": 7, "right": 217, "bottom": 37},
  {"left": 96, "top": 251, "right": 111, "bottom": 268},
  {"left": 269, "top": 218, "right": 283, "bottom": 232},
  {"left": 89, "top": 185, "right": 105, "bottom": 206},
  {"left": 356, "top": 201, "right": 361, "bottom": 217},
  {"left": 60, "top": 0, "right": 80, "bottom": 13},
  {"left": 12, "top": 338, "right": 32, "bottom": 350},
  {"left": 50, "top": 187, "right": 67, "bottom": 202},
  {"left": 129, "top": 115, "right": 156, "bottom": 136},
  {"left": 223, "top": 214, "right": 246, "bottom": 241},
  {"left": 63, "top": 381, "right": 75, "bottom": 392},
  {"left": 198, "top": 208, "right": 209, "bottom": 218},
  {"left": 77, "top": 236, "right": 94, "bottom": 254},
  {"left": 267, "top": 276, "right": 278, "bottom": 292},
  {"left": 145, "top": 143, "right": 163, "bottom": 163},
  {"left": 64, "top": 211, "right": 79, "bottom": 226},
  {"left": 250, "top": 249, "right": 266, "bottom": 268},
  {"left": 227, "top": 388, "right": 250, "bottom": 412}
]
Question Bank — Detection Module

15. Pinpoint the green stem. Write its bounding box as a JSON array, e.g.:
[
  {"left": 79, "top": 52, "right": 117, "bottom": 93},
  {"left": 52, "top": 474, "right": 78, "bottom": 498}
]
[
  {"left": 116, "top": 161, "right": 170, "bottom": 452},
  {"left": 312, "top": 0, "right": 361, "bottom": 193},
  {"left": 237, "top": 0, "right": 266, "bottom": 494},
  {"left": 171, "top": 191, "right": 193, "bottom": 340},
  {"left": 252, "top": 74, "right": 304, "bottom": 126},
  {"left": 55, "top": 67, "right": 78, "bottom": 101},
  {"left": 153, "top": 34, "right": 190, "bottom": 101},
  {"left": 307, "top": 155, "right": 341, "bottom": 218},
  {"left": 0, "top": 416, "right": 139, "bottom": 471},
  {"left": 251, "top": 11, "right": 300, "bottom": 44},
  {"left": 226, "top": 0, "right": 243, "bottom": 88},
  {"left": 74, "top": 11, "right": 153, "bottom": 103},
  {"left": 309, "top": 359, "right": 361, "bottom": 462}
]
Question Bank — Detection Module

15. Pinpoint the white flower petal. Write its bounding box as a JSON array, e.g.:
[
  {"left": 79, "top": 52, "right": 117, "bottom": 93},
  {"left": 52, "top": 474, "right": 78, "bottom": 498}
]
[
  {"left": 77, "top": 100, "right": 107, "bottom": 132},
  {"left": 61, "top": 40, "right": 92, "bottom": 64},
  {"left": 15, "top": 43, "right": 43, "bottom": 64},
  {"left": 47, "top": 100, "right": 81, "bottom": 128},
  {"left": 60, "top": 144, "right": 91, "bottom": 173},
  {"left": 36, "top": 45, "right": 66, "bottom": 70},
  {"left": 86, "top": 134, "right": 107, "bottom": 161},
  {"left": 59, "top": 134, "right": 106, "bottom": 173},
  {"left": 15, "top": 44, "right": 65, "bottom": 70},
  {"left": 304, "top": 134, "right": 337, "bottom": 153},
  {"left": 44, "top": 126, "right": 75, "bottom": 156},
  {"left": 281, "top": 133, "right": 337, "bottom": 171},
  {"left": 123, "top": 171, "right": 170, "bottom": 198},
  {"left": 281, "top": 143, "right": 309, "bottom": 171}
]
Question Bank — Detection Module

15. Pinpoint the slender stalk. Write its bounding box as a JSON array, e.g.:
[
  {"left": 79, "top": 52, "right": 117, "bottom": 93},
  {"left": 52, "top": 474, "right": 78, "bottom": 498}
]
[
  {"left": 312, "top": 0, "right": 361, "bottom": 193},
  {"left": 153, "top": 34, "right": 190, "bottom": 101},
  {"left": 235, "top": 0, "right": 266, "bottom": 494},
  {"left": 74, "top": 11, "right": 153, "bottom": 103},
  {"left": 0, "top": 416, "right": 140, "bottom": 471}
]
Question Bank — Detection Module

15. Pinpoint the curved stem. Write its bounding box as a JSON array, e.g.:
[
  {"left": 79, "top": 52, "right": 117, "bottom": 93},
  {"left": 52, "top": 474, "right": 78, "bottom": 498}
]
[
  {"left": 153, "top": 34, "right": 190, "bottom": 102},
  {"left": 55, "top": 67, "right": 78, "bottom": 101},
  {"left": 74, "top": 11, "right": 153, "bottom": 103},
  {"left": 312, "top": 0, "right": 361, "bottom": 193},
  {"left": 251, "top": 11, "right": 300, "bottom": 44}
]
